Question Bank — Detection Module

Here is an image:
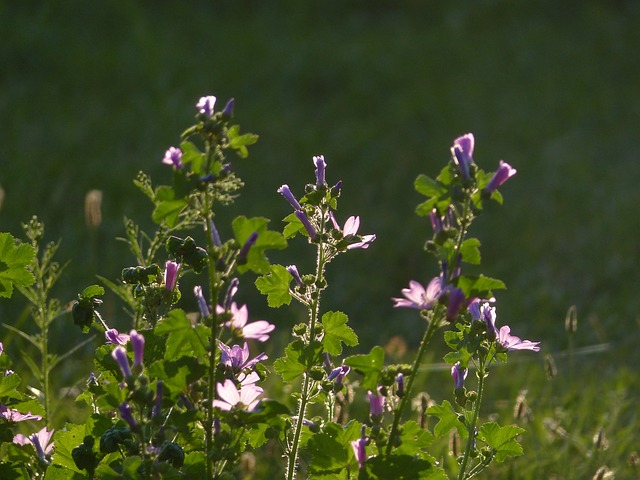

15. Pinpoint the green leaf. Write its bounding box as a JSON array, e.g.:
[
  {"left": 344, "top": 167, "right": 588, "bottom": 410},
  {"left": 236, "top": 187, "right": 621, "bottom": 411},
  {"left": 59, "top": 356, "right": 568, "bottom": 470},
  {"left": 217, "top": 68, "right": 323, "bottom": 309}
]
[
  {"left": 394, "top": 420, "right": 435, "bottom": 456},
  {"left": 50, "top": 423, "right": 85, "bottom": 473},
  {"left": 80, "top": 285, "right": 105, "bottom": 299},
  {"left": 363, "top": 454, "right": 446, "bottom": 479},
  {"left": 255, "top": 264, "right": 292, "bottom": 308},
  {"left": 152, "top": 198, "right": 189, "bottom": 228},
  {"left": 44, "top": 465, "right": 86, "bottom": 480},
  {"left": 321, "top": 311, "right": 358, "bottom": 355},
  {"left": 426, "top": 400, "right": 466, "bottom": 438},
  {"left": 477, "top": 422, "right": 525, "bottom": 462},
  {"left": 179, "top": 140, "right": 205, "bottom": 175},
  {"left": 459, "top": 238, "right": 481, "bottom": 265},
  {"left": 273, "top": 341, "right": 323, "bottom": 382},
  {"left": 0, "top": 233, "right": 36, "bottom": 298},
  {"left": 282, "top": 212, "right": 305, "bottom": 239},
  {"left": 227, "top": 125, "right": 259, "bottom": 158},
  {"left": 344, "top": 346, "right": 384, "bottom": 390},
  {"left": 456, "top": 274, "right": 506, "bottom": 298},
  {"left": 155, "top": 309, "right": 208, "bottom": 360},
  {"left": 0, "top": 374, "right": 22, "bottom": 397},
  {"left": 232, "top": 216, "right": 287, "bottom": 274},
  {"left": 414, "top": 174, "right": 448, "bottom": 199},
  {"left": 0, "top": 463, "right": 29, "bottom": 480}
]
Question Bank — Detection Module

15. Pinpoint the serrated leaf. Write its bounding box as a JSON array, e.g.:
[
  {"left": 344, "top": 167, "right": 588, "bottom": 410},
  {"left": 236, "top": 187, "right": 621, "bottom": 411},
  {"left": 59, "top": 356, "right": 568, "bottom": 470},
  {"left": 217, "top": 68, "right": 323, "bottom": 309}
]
[
  {"left": 273, "top": 341, "right": 323, "bottom": 383},
  {"left": 364, "top": 454, "right": 446, "bottom": 479},
  {"left": 0, "top": 233, "right": 36, "bottom": 299},
  {"left": 426, "top": 400, "right": 466, "bottom": 438},
  {"left": 50, "top": 423, "right": 85, "bottom": 473},
  {"left": 179, "top": 140, "right": 205, "bottom": 175},
  {"left": 43, "top": 465, "right": 86, "bottom": 480},
  {"left": 255, "top": 264, "right": 292, "bottom": 308},
  {"left": 80, "top": 285, "right": 104, "bottom": 299},
  {"left": 282, "top": 212, "right": 305, "bottom": 239},
  {"left": 321, "top": 311, "right": 358, "bottom": 355},
  {"left": 414, "top": 174, "right": 448, "bottom": 198},
  {"left": 227, "top": 125, "right": 259, "bottom": 158},
  {"left": 147, "top": 356, "right": 206, "bottom": 399},
  {"left": 152, "top": 199, "right": 188, "bottom": 228},
  {"left": 232, "top": 216, "right": 287, "bottom": 274},
  {"left": 394, "top": 420, "right": 435, "bottom": 456},
  {"left": 460, "top": 238, "right": 481, "bottom": 265},
  {"left": 0, "top": 374, "right": 22, "bottom": 397},
  {"left": 155, "top": 309, "right": 208, "bottom": 360},
  {"left": 456, "top": 274, "right": 506, "bottom": 298},
  {"left": 477, "top": 422, "right": 525, "bottom": 462},
  {"left": 344, "top": 346, "right": 384, "bottom": 390}
]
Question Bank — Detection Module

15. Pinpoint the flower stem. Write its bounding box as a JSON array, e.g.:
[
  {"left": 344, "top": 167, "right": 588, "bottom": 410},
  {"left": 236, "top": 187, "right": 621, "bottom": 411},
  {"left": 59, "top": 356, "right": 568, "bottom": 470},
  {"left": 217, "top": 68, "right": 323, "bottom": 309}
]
[
  {"left": 457, "top": 357, "right": 486, "bottom": 480},
  {"left": 385, "top": 307, "right": 441, "bottom": 457}
]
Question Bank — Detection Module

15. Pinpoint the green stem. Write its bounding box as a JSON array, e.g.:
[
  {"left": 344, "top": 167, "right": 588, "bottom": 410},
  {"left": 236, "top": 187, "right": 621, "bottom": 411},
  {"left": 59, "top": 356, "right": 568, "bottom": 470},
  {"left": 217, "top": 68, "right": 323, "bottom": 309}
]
[
  {"left": 385, "top": 308, "right": 441, "bottom": 457},
  {"left": 457, "top": 358, "right": 486, "bottom": 480}
]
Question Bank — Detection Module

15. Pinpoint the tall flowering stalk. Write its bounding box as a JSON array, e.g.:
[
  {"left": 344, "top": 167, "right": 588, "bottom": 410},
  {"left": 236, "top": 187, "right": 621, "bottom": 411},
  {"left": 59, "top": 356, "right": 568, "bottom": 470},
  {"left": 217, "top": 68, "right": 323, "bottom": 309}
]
[{"left": 260, "top": 155, "right": 374, "bottom": 479}]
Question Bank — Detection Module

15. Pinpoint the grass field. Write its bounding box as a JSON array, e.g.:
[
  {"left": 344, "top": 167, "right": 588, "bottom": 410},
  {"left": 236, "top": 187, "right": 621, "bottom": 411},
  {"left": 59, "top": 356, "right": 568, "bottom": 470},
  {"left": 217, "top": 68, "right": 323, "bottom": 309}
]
[{"left": 1, "top": 1, "right": 639, "bottom": 477}]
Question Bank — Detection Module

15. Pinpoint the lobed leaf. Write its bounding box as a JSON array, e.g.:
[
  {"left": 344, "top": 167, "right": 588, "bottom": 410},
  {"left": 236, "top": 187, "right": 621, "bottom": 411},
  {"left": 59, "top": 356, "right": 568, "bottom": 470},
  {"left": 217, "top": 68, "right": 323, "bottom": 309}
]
[
  {"left": 0, "top": 233, "right": 36, "bottom": 299},
  {"left": 344, "top": 346, "right": 384, "bottom": 390},
  {"left": 321, "top": 311, "right": 358, "bottom": 355},
  {"left": 255, "top": 264, "right": 293, "bottom": 308}
]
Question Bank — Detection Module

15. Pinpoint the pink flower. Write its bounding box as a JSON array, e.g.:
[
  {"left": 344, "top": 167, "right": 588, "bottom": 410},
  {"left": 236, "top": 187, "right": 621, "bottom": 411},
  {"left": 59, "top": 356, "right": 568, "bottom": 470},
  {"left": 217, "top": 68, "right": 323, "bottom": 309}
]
[
  {"left": 0, "top": 404, "right": 42, "bottom": 422},
  {"left": 218, "top": 303, "right": 275, "bottom": 342},
  {"left": 392, "top": 277, "right": 442, "bottom": 310},
  {"left": 164, "top": 261, "right": 179, "bottom": 292},
  {"left": 212, "top": 379, "right": 262, "bottom": 411},
  {"left": 105, "top": 328, "right": 130, "bottom": 345},
  {"left": 330, "top": 213, "right": 376, "bottom": 250},
  {"left": 497, "top": 326, "right": 540, "bottom": 352},
  {"left": 486, "top": 160, "right": 517, "bottom": 193},
  {"left": 14, "top": 427, "right": 54, "bottom": 462}
]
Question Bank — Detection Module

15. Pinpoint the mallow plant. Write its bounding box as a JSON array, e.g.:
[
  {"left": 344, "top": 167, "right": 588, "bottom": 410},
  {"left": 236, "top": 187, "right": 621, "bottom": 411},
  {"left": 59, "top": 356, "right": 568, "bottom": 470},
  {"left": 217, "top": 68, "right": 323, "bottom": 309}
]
[{"left": 0, "top": 94, "right": 539, "bottom": 479}]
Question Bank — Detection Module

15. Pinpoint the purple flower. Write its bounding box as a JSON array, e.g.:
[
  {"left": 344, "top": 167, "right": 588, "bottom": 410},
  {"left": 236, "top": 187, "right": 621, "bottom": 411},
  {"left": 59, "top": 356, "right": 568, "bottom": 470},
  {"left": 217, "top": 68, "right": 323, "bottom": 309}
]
[
  {"left": 194, "top": 285, "right": 211, "bottom": 318},
  {"left": 162, "top": 147, "right": 183, "bottom": 170},
  {"left": 452, "top": 133, "right": 475, "bottom": 179},
  {"left": 392, "top": 277, "right": 442, "bottom": 310},
  {"left": 219, "top": 342, "right": 268, "bottom": 371},
  {"left": 328, "top": 365, "right": 350, "bottom": 388},
  {"left": 111, "top": 346, "right": 132, "bottom": 379},
  {"left": 329, "top": 213, "right": 376, "bottom": 250},
  {"left": 130, "top": 330, "right": 144, "bottom": 368},
  {"left": 196, "top": 95, "right": 216, "bottom": 117},
  {"left": 223, "top": 278, "right": 240, "bottom": 311},
  {"left": 0, "top": 404, "right": 42, "bottom": 422},
  {"left": 351, "top": 425, "right": 368, "bottom": 469},
  {"left": 286, "top": 265, "right": 304, "bottom": 287},
  {"left": 105, "top": 328, "right": 130, "bottom": 346},
  {"left": 153, "top": 381, "right": 164, "bottom": 418},
  {"left": 119, "top": 402, "right": 138, "bottom": 429},
  {"left": 451, "top": 362, "right": 467, "bottom": 390},
  {"left": 497, "top": 326, "right": 541, "bottom": 352},
  {"left": 295, "top": 210, "right": 318, "bottom": 239},
  {"left": 313, "top": 155, "right": 326, "bottom": 187},
  {"left": 212, "top": 379, "right": 263, "bottom": 411},
  {"left": 486, "top": 160, "right": 517, "bottom": 194},
  {"left": 469, "top": 300, "right": 498, "bottom": 338},
  {"left": 209, "top": 219, "right": 222, "bottom": 247},
  {"left": 368, "top": 388, "right": 385, "bottom": 418},
  {"left": 396, "top": 373, "right": 405, "bottom": 397},
  {"left": 164, "top": 261, "right": 179, "bottom": 292},
  {"left": 277, "top": 184, "right": 302, "bottom": 211},
  {"left": 221, "top": 98, "right": 235, "bottom": 119},
  {"left": 219, "top": 303, "right": 275, "bottom": 342},
  {"left": 429, "top": 209, "right": 443, "bottom": 235},
  {"left": 237, "top": 232, "right": 259, "bottom": 264},
  {"left": 446, "top": 287, "right": 466, "bottom": 322},
  {"left": 14, "top": 427, "right": 54, "bottom": 463}
]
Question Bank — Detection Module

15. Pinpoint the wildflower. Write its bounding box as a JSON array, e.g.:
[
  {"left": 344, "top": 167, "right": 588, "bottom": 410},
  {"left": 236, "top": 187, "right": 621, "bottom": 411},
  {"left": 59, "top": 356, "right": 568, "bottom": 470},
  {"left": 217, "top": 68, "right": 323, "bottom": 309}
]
[
  {"left": 286, "top": 265, "right": 304, "bottom": 288},
  {"left": 223, "top": 278, "right": 240, "bottom": 311},
  {"left": 392, "top": 277, "right": 442, "bottom": 310},
  {"left": 13, "top": 427, "right": 54, "bottom": 463},
  {"left": 0, "top": 404, "right": 42, "bottom": 422},
  {"left": 212, "top": 380, "right": 263, "bottom": 411},
  {"left": 162, "top": 147, "right": 183, "bottom": 170},
  {"left": 221, "top": 97, "right": 235, "bottom": 119},
  {"left": 277, "top": 184, "right": 302, "bottom": 211},
  {"left": 194, "top": 285, "right": 211, "bottom": 318},
  {"left": 237, "top": 232, "right": 259, "bottom": 264},
  {"left": 329, "top": 213, "right": 376, "bottom": 250},
  {"left": 429, "top": 209, "right": 443, "bottom": 235},
  {"left": 153, "top": 381, "right": 164, "bottom": 418},
  {"left": 351, "top": 425, "right": 368, "bottom": 469},
  {"left": 164, "top": 261, "right": 179, "bottom": 291},
  {"left": 130, "top": 330, "right": 145, "bottom": 369},
  {"left": 295, "top": 210, "right": 317, "bottom": 239},
  {"left": 485, "top": 160, "right": 517, "bottom": 194},
  {"left": 446, "top": 287, "right": 466, "bottom": 322},
  {"left": 452, "top": 133, "right": 475, "bottom": 179},
  {"left": 0, "top": 342, "right": 3, "bottom": 355},
  {"left": 209, "top": 219, "right": 222, "bottom": 247},
  {"left": 196, "top": 95, "right": 216, "bottom": 117},
  {"left": 111, "top": 346, "right": 132, "bottom": 379},
  {"left": 327, "top": 365, "right": 350, "bottom": 389},
  {"left": 218, "top": 303, "right": 275, "bottom": 342},
  {"left": 469, "top": 300, "right": 498, "bottom": 338},
  {"left": 219, "top": 342, "right": 268, "bottom": 371},
  {"left": 368, "top": 388, "right": 385, "bottom": 418},
  {"left": 105, "top": 328, "right": 130, "bottom": 346},
  {"left": 451, "top": 362, "right": 467, "bottom": 390},
  {"left": 396, "top": 373, "right": 405, "bottom": 397},
  {"left": 497, "top": 326, "right": 541, "bottom": 352},
  {"left": 313, "top": 155, "right": 326, "bottom": 187},
  {"left": 119, "top": 402, "right": 138, "bottom": 430}
]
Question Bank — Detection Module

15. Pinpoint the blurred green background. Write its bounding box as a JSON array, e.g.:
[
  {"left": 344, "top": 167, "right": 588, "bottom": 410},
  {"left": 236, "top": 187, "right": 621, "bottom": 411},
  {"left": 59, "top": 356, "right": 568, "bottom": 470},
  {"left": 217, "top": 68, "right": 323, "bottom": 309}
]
[{"left": 1, "top": 0, "right": 639, "bottom": 476}]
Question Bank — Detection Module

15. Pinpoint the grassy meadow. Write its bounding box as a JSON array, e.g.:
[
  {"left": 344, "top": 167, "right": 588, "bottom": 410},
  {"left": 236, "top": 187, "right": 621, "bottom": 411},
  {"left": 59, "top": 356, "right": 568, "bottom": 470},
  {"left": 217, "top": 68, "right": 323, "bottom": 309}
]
[{"left": 1, "top": 1, "right": 639, "bottom": 477}]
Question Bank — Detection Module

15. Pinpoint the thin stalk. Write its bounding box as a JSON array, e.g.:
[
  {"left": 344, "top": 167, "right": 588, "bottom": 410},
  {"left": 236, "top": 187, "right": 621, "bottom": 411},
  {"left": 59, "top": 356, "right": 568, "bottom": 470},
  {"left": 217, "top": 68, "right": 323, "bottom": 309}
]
[
  {"left": 385, "top": 307, "right": 441, "bottom": 457},
  {"left": 456, "top": 357, "right": 486, "bottom": 480},
  {"left": 287, "top": 239, "right": 326, "bottom": 480},
  {"left": 40, "top": 308, "right": 51, "bottom": 426}
]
